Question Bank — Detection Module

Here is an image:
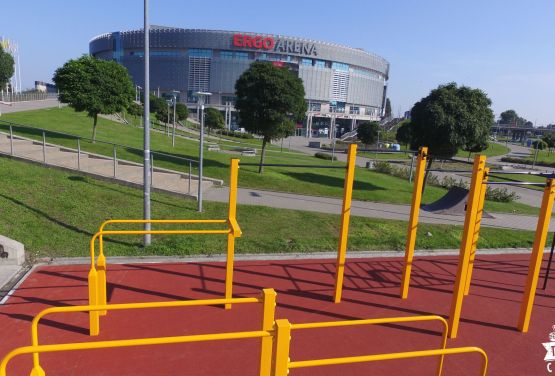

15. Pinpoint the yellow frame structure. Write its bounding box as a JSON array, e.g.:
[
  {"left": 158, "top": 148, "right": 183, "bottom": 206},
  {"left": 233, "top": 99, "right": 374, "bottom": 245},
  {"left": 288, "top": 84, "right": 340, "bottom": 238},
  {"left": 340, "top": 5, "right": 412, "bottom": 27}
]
[
  {"left": 87, "top": 158, "right": 242, "bottom": 336},
  {"left": 272, "top": 315, "right": 488, "bottom": 376},
  {"left": 400, "top": 146, "right": 428, "bottom": 299},
  {"left": 26, "top": 289, "right": 275, "bottom": 376}
]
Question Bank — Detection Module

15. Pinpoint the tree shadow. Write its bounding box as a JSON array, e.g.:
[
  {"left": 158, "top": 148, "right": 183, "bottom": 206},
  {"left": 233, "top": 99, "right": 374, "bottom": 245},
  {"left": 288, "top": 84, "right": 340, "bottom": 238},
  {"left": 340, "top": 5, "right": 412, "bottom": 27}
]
[{"left": 282, "top": 172, "right": 384, "bottom": 191}]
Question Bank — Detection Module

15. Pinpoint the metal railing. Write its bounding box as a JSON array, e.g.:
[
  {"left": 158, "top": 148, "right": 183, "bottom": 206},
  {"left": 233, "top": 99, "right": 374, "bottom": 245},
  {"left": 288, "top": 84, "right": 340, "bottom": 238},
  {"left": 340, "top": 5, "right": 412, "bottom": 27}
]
[
  {"left": 0, "top": 92, "right": 56, "bottom": 103},
  {"left": 24, "top": 289, "right": 275, "bottom": 376},
  {"left": 273, "top": 315, "right": 488, "bottom": 376},
  {"left": 0, "top": 119, "right": 200, "bottom": 194}
]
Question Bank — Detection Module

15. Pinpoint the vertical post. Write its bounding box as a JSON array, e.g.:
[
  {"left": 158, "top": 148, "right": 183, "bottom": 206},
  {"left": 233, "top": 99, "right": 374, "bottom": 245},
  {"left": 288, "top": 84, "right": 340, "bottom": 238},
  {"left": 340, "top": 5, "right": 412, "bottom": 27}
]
[
  {"left": 143, "top": 0, "right": 152, "bottom": 246},
  {"left": 77, "top": 138, "right": 81, "bottom": 170},
  {"left": 464, "top": 167, "right": 489, "bottom": 295},
  {"left": 198, "top": 102, "right": 205, "bottom": 212},
  {"left": 447, "top": 155, "right": 487, "bottom": 339},
  {"left": 172, "top": 97, "right": 177, "bottom": 146},
  {"left": 113, "top": 145, "right": 117, "bottom": 178},
  {"left": 225, "top": 159, "right": 239, "bottom": 309},
  {"left": 517, "top": 179, "right": 555, "bottom": 332},
  {"left": 541, "top": 231, "right": 555, "bottom": 290},
  {"left": 259, "top": 288, "right": 277, "bottom": 376},
  {"left": 42, "top": 131, "right": 46, "bottom": 164},
  {"left": 400, "top": 147, "right": 428, "bottom": 299},
  {"left": 97, "top": 236, "right": 107, "bottom": 316},
  {"left": 408, "top": 154, "right": 415, "bottom": 182},
  {"left": 273, "top": 319, "right": 292, "bottom": 376},
  {"left": 9, "top": 125, "right": 13, "bottom": 156},
  {"left": 150, "top": 154, "right": 154, "bottom": 187},
  {"left": 88, "top": 236, "right": 100, "bottom": 336},
  {"left": 188, "top": 162, "right": 192, "bottom": 194},
  {"left": 333, "top": 144, "right": 357, "bottom": 303}
]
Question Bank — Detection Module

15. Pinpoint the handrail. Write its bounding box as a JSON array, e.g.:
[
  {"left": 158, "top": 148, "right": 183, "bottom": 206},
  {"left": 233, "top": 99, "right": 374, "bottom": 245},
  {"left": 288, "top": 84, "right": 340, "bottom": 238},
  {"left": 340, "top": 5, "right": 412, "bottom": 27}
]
[
  {"left": 98, "top": 219, "right": 227, "bottom": 232},
  {"left": 0, "top": 119, "right": 198, "bottom": 164},
  {"left": 288, "top": 347, "right": 488, "bottom": 375},
  {"left": 275, "top": 315, "right": 451, "bottom": 376},
  {"left": 1, "top": 330, "right": 272, "bottom": 376},
  {"left": 29, "top": 289, "right": 276, "bottom": 376}
]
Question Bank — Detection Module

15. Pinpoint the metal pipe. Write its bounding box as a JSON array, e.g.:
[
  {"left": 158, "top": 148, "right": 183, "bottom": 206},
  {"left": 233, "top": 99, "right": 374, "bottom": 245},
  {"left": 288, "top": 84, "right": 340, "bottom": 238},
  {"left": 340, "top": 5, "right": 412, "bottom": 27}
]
[
  {"left": 42, "top": 131, "right": 46, "bottom": 164},
  {"left": 113, "top": 145, "right": 117, "bottom": 178},
  {"left": 198, "top": 103, "right": 204, "bottom": 212},
  {"left": 485, "top": 181, "right": 546, "bottom": 186},
  {"left": 408, "top": 154, "right": 415, "bottom": 182},
  {"left": 9, "top": 125, "right": 13, "bottom": 156},
  {"left": 239, "top": 163, "right": 346, "bottom": 169},
  {"left": 77, "top": 138, "right": 81, "bottom": 171},
  {"left": 426, "top": 169, "right": 471, "bottom": 173},
  {"left": 143, "top": 0, "right": 151, "bottom": 246},
  {"left": 542, "top": 231, "right": 555, "bottom": 290},
  {"left": 188, "top": 162, "right": 192, "bottom": 194},
  {"left": 150, "top": 154, "right": 154, "bottom": 187},
  {"left": 488, "top": 170, "right": 554, "bottom": 176}
]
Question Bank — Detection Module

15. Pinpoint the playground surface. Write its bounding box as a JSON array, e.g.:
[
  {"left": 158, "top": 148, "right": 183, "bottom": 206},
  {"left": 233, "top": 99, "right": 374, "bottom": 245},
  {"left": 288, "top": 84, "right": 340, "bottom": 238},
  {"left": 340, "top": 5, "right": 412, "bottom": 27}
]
[{"left": 0, "top": 253, "right": 553, "bottom": 375}]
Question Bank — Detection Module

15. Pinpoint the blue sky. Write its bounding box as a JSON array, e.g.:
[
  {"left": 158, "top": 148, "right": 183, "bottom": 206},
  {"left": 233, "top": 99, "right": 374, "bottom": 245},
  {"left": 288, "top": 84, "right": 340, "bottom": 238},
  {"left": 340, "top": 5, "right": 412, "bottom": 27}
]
[{"left": 2, "top": 0, "right": 554, "bottom": 124}]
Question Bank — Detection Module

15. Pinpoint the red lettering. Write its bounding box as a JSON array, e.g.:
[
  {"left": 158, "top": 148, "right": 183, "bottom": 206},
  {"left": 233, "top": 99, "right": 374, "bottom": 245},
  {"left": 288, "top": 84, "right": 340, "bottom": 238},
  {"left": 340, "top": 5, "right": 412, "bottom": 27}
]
[
  {"left": 263, "top": 37, "right": 275, "bottom": 50},
  {"left": 233, "top": 34, "right": 242, "bottom": 47},
  {"left": 253, "top": 36, "right": 263, "bottom": 48},
  {"left": 243, "top": 35, "right": 253, "bottom": 48}
]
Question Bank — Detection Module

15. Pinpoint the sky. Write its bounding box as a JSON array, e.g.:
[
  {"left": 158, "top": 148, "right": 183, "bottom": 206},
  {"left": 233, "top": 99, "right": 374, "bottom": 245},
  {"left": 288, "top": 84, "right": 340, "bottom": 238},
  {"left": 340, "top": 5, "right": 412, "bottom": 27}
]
[{"left": 2, "top": 0, "right": 555, "bottom": 125}]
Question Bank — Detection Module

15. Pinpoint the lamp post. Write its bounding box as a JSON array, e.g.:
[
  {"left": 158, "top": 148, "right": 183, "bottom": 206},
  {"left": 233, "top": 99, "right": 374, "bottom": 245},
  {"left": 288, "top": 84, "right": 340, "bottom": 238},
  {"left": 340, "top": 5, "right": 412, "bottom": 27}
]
[
  {"left": 194, "top": 91, "right": 212, "bottom": 212},
  {"left": 143, "top": 0, "right": 151, "bottom": 246},
  {"left": 171, "top": 90, "right": 180, "bottom": 147},
  {"left": 135, "top": 85, "right": 142, "bottom": 102}
]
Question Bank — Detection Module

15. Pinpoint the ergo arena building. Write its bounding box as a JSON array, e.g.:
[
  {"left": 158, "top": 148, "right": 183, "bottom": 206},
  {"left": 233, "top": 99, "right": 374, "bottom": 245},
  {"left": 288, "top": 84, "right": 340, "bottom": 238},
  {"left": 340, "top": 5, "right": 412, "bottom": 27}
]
[{"left": 89, "top": 27, "right": 389, "bottom": 138}]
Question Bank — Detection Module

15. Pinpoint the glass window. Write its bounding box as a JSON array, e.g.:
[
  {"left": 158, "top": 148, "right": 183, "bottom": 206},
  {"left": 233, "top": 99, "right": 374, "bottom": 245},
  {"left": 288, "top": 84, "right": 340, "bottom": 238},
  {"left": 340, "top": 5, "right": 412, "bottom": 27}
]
[
  {"left": 331, "top": 62, "right": 349, "bottom": 71},
  {"left": 220, "top": 51, "right": 234, "bottom": 59},
  {"left": 314, "top": 60, "right": 325, "bottom": 68},
  {"left": 235, "top": 52, "right": 249, "bottom": 60},
  {"left": 301, "top": 58, "right": 312, "bottom": 66},
  {"left": 188, "top": 49, "right": 213, "bottom": 57}
]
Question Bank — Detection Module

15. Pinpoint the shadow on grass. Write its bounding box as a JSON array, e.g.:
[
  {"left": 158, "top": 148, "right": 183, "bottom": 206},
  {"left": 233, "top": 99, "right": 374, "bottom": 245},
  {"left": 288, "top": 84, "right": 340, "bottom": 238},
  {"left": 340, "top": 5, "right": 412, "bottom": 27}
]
[{"left": 283, "top": 172, "right": 384, "bottom": 191}]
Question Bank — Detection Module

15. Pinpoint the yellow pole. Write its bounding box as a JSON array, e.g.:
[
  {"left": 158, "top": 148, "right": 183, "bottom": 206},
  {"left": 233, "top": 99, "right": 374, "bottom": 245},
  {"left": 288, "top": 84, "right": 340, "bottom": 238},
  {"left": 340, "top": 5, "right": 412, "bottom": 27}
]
[
  {"left": 273, "top": 319, "right": 292, "bottom": 376},
  {"left": 88, "top": 234, "right": 100, "bottom": 336},
  {"left": 333, "top": 143, "right": 357, "bottom": 303},
  {"left": 464, "top": 167, "right": 489, "bottom": 296},
  {"left": 517, "top": 178, "right": 555, "bottom": 332},
  {"left": 225, "top": 159, "right": 239, "bottom": 309},
  {"left": 448, "top": 155, "right": 486, "bottom": 339},
  {"left": 97, "top": 235, "right": 107, "bottom": 316},
  {"left": 400, "top": 147, "right": 428, "bottom": 299},
  {"left": 259, "top": 289, "right": 277, "bottom": 376}
]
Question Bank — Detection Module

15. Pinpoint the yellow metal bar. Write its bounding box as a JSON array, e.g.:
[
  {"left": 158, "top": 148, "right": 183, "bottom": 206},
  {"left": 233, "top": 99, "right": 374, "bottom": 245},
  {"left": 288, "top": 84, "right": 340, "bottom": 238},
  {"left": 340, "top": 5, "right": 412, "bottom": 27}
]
[
  {"left": 464, "top": 167, "right": 489, "bottom": 296},
  {"left": 1, "top": 330, "right": 272, "bottom": 376},
  {"left": 273, "top": 319, "right": 292, "bottom": 376},
  {"left": 96, "top": 229, "right": 230, "bottom": 235},
  {"left": 99, "top": 219, "right": 227, "bottom": 231},
  {"left": 400, "top": 147, "right": 428, "bottom": 299},
  {"left": 448, "top": 155, "right": 487, "bottom": 339},
  {"left": 228, "top": 159, "right": 239, "bottom": 221},
  {"left": 333, "top": 143, "right": 357, "bottom": 303},
  {"left": 225, "top": 233, "right": 236, "bottom": 311},
  {"left": 225, "top": 159, "right": 240, "bottom": 310},
  {"left": 259, "top": 289, "right": 277, "bottom": 376},
  {"left": 88, "top": 233, "right": 100, "bottom": 336},
  {"left": 517, "top": 178, "right": 555, "bottom": 332},
  {"left": 97, "top": 235, "right": 107, "bottom": 316},
  {"left": 287, "top": 346, "right": 488, "bottom": 376}
]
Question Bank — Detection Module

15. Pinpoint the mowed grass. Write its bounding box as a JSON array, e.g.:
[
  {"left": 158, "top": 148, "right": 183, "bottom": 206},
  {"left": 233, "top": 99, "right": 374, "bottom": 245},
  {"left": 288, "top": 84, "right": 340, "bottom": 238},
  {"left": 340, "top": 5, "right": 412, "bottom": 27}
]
[
  {"left": 0, "top": 157, "right": 537, "bottom": 259},
  {"left": 0, "top": 107, "right": 537, "bottom": 215},
  {"left": 455, "top": 142, "right": 510, "bottom": 158}
]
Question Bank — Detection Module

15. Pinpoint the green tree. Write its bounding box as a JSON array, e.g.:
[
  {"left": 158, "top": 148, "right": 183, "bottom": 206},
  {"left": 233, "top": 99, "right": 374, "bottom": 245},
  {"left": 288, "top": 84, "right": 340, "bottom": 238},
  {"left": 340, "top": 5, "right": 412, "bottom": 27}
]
[
  {"left": 235, "top": 61, "right": 306, "bottom": 173},
  {"left": 499, "top": 109, "right": 528, "bottom": 127},
  {"left": 542, "top": 133, "right": 555, "bottom": 155},
  {"left": 395, "top": 120, "right": 412, "bottom": 149},
  {"left": 53, "top": 55, "right": 134, "bottom": 142},
  {"left": 385, "top": 98, "right": 392, "bottom": 118},
  {"left": 148, "top": 94, "right": 169, "bottom": 124},
  {"left": 0, "top": 46, "right": 15, "bottom": 90},
  {"left": 409, "top": 82, "right": 493, "bottom": 189},
  {"left": 356, "top": 121, "right": 379, "bottom": 148},
  {"left": 204, "top": 107, "right": 224, "bottom": 134},
  {"left": 532, "top": 139, "right": 547, "bottom": 150},
  {"left": 175, "top": 103, "right": 189, "bottom": 122}
]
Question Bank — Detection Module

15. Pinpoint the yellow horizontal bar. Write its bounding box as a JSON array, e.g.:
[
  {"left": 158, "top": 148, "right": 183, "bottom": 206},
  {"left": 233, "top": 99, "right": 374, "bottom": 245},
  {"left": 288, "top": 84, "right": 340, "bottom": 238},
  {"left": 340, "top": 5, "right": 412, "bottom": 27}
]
[
  {"left": 291, "top": 315, "right": 447, "bottom": 331},
  {"left": 289, "top": 346, "right": 487, "bottom": 369},
  {"left": 99, "top": 229, "right": 230, "bottom": 235},
  {"left": 2, "top": 331, "right": 272, "bottom": 376}
]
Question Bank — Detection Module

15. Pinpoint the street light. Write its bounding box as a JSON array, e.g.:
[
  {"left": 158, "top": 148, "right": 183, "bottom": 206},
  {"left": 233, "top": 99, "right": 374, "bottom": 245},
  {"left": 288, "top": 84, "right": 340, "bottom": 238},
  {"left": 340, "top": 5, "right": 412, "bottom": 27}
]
[
  {"left": 171, "top": 90, "right": 180, "bottom": 147},
  {"left": 135, "top": 85, "right": 142, "bottom": 102},
  {"left": 143, "top": 0, "right": 151, "bottom": 246},
  {"left": 194, "top": 91, "right": 212, "bottom": 212}
]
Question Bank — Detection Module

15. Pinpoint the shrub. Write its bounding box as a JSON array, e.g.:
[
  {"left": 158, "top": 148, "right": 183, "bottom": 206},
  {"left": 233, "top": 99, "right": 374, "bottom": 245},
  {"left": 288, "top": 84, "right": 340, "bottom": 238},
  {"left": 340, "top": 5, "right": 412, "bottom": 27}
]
[
  {"left": 314, "top": 152, "right": 337, "bottom": 161},
  {"left": 218, "top": 129, "right": 255, "bottom": 139}
]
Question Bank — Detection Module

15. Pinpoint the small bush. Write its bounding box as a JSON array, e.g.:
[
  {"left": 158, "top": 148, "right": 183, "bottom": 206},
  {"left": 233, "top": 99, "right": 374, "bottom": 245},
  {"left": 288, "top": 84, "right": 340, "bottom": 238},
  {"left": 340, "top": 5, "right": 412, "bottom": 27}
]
[
  {"left": 485, "top": 187, "right": 520, "bottom": 202},
  {"left": 218, "top": 129, "right": 255, "bottom": 139},
  {"left": 314, "top": 152, "right": 337, "bottom": 161}
]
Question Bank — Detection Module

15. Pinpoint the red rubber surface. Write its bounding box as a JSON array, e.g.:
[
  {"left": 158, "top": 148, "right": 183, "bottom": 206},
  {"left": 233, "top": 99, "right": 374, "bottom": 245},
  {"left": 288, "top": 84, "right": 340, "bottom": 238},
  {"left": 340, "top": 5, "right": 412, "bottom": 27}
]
[{"left": 0, "top": 253, "right": 553, "bottom": 375}]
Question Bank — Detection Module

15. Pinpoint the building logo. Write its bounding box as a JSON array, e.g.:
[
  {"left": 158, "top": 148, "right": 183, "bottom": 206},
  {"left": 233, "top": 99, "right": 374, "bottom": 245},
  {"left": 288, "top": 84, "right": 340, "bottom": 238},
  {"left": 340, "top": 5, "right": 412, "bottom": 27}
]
[
  {"left": 232, "top": 34, "right": 318, "bottom": 56},
  {"left": 543, "top": 325, "right": 555, "bottom": 373}
]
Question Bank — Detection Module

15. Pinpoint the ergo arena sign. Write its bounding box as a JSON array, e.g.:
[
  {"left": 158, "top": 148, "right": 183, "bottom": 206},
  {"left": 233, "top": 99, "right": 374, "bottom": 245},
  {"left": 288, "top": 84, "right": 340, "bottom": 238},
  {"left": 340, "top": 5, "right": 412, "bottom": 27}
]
[{"left": 232, "top": 34, "right": 318, "bottom": 56}]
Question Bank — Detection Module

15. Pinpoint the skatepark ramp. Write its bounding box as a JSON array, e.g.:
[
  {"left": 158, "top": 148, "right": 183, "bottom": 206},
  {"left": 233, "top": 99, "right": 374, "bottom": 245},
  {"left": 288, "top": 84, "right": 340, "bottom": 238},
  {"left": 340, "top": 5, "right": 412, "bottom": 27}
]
[{"left": 421, "top": 186, "right": 493, "bottom": 218}]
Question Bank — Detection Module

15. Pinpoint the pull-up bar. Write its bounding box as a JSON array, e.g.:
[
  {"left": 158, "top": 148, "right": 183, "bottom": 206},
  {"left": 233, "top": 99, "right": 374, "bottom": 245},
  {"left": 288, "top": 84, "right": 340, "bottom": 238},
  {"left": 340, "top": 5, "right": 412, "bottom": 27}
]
[
  {"left": 484, "top": 181, "right": 547, "bottom": 186},
  {"left": 239, "top": 163, "right": 346, "bottom": 169}
]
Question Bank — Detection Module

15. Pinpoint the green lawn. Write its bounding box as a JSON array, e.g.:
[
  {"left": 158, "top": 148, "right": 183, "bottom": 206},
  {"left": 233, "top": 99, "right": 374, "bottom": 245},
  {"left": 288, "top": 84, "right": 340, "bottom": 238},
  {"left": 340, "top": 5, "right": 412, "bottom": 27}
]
[
  {"left": 0, "top": 107, "right": 536, "bottom": 215},
  {"left": 455, "top": 142, "right": 510, "bottom": 158},
  {"left": 0, "top": 157, "right": 537, "bottom": 259}
]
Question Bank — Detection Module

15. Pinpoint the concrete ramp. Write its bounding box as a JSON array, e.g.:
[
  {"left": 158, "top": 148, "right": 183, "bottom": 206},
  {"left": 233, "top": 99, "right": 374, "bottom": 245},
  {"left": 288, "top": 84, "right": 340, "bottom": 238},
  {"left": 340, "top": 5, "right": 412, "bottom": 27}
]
[{"left": 422, "top": 186, "right": 494, "bottom": 218}]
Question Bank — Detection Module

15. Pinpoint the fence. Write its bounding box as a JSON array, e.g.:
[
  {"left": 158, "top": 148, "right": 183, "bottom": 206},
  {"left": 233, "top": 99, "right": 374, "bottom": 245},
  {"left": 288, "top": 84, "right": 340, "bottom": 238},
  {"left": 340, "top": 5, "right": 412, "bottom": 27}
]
[
  {"left": 0, "top": 120, "right": 201, "bottom": 195},
  {"left": 0, "top": 92, "right": 57, "bottom": 103}
]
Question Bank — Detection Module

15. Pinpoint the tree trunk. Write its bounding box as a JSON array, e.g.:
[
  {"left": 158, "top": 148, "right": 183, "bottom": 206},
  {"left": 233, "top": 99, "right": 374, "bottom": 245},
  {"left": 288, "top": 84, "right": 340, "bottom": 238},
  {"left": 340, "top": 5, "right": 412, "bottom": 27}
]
[
  {"left": 421, "top": 158, "right": 434, "bottom": 195},
  {"left": 92, "top": 113, "right": 98, "bottom": 143},
  {"left": 258, "top": 138, "right": 268, "bottom": 173}
]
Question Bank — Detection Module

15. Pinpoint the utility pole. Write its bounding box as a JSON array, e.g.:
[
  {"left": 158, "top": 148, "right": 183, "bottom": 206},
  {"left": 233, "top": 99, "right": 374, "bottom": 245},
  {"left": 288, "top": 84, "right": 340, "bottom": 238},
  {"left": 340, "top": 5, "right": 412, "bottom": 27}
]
[{"left": 143, "top": 0, "right": 151, "bottom": 246}]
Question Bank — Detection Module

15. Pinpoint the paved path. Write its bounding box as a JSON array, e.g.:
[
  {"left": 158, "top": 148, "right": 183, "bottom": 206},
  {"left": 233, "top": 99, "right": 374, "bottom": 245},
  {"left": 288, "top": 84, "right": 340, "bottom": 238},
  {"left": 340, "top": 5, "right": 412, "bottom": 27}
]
[
  {"left": 0, "top": 132, "right": 218, "bottom": 197},
  {"left": 0, "top": 98, "right": 61, "bottom": 114}
]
